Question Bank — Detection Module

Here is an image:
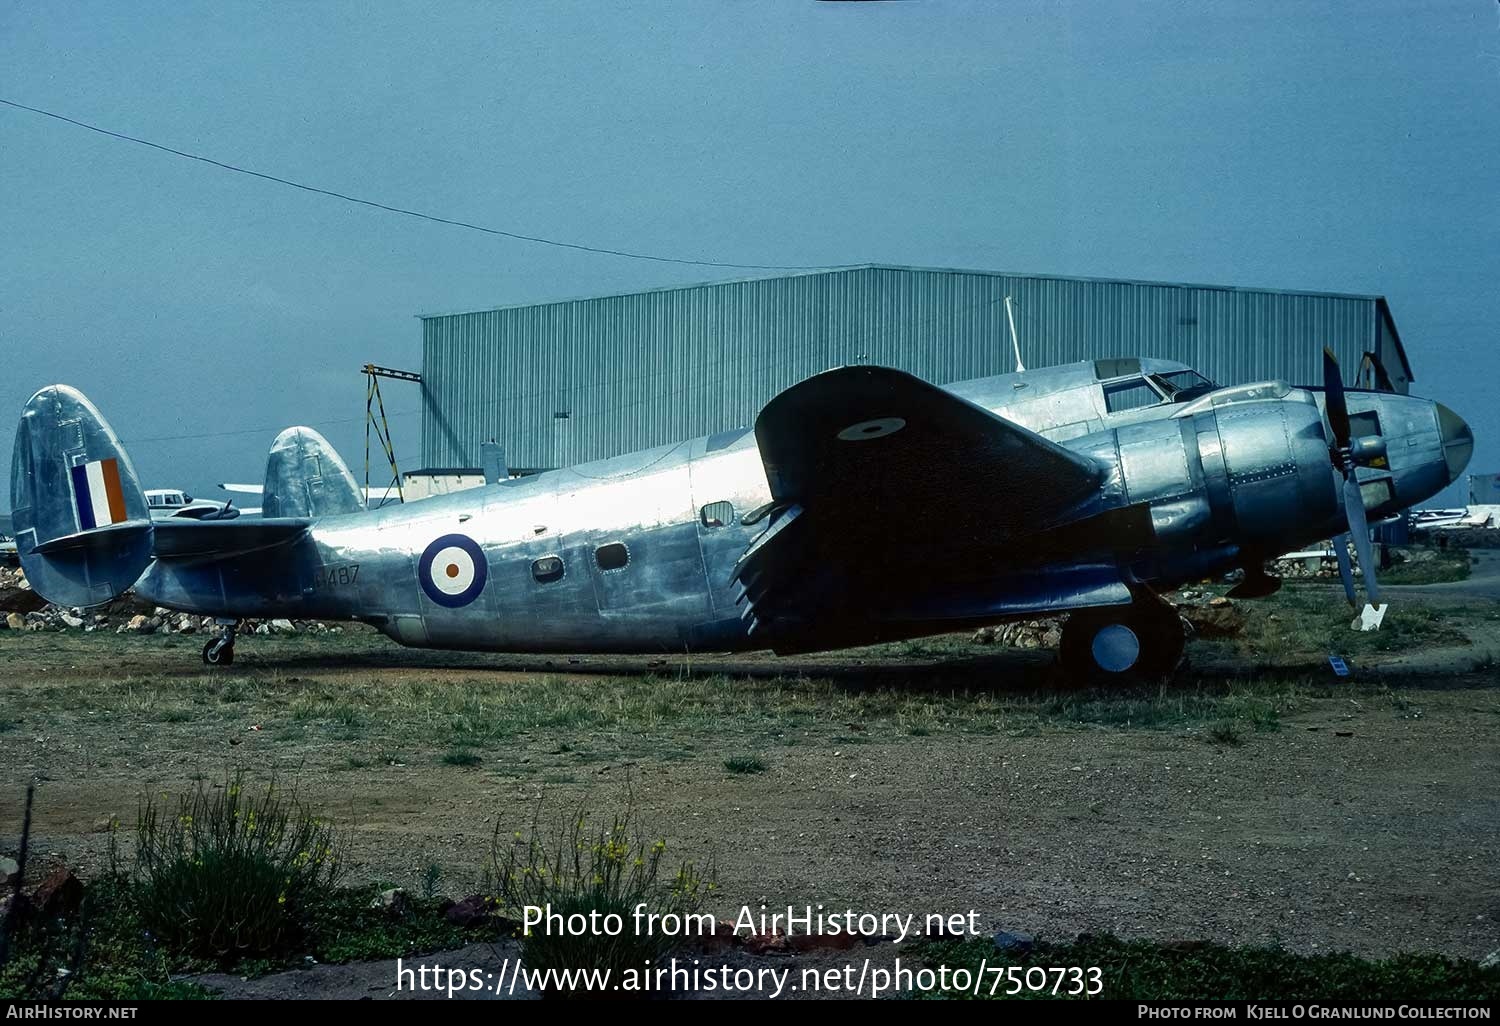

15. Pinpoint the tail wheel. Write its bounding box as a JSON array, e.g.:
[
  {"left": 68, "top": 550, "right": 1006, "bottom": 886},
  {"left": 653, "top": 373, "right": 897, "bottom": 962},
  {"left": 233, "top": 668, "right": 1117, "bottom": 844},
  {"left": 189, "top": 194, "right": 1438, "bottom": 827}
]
[
  {"left": 1060, "top": 597, "right": 1184, "bottom": 683},
  {"left": 201, "top": 638, "right": 234, "bottom": 666}
]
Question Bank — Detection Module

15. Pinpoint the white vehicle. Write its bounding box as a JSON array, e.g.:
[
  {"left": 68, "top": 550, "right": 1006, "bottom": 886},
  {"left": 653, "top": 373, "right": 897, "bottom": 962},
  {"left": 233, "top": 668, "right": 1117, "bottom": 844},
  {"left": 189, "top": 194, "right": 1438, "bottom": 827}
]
[
  {"left": 1411, "top": 508, "right": 1476, "bottom": 532},
  {"left": 145, "top": 488, "right": 239, "bottom": 521},
  {"left": 0, "top": 512, "right": 15, "bottom": 567}
]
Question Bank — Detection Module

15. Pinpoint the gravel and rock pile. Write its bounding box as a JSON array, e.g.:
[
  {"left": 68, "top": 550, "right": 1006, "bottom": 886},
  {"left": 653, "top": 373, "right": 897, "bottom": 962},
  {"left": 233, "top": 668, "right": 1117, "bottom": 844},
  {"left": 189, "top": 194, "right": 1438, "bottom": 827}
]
[
  {"left": 972, "top": 590, "right": 1250, "bottom": 647},
  {"left": 972, "top": 618, "right": 1064, "bottom": 648},
  {"left": 0, "top": 565, "right": 341, "bottom": 636},
  {"left": 1169, "top": 591, "right": 1245, "bottom": 637}
]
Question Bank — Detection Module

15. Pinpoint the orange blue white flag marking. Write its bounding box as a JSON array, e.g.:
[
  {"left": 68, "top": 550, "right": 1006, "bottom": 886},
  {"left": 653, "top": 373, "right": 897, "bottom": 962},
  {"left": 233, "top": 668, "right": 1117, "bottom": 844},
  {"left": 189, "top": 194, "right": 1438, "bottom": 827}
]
[{"left": 70, "top": 457, "right": 128, "bottom": 529}]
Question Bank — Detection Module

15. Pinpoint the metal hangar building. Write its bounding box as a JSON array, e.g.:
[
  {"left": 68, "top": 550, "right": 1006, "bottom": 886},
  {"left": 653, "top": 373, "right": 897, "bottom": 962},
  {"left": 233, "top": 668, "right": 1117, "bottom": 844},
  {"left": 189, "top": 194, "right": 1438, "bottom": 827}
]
[{"left": 415, "top": 264, "right": 1414, "bottom": 474}]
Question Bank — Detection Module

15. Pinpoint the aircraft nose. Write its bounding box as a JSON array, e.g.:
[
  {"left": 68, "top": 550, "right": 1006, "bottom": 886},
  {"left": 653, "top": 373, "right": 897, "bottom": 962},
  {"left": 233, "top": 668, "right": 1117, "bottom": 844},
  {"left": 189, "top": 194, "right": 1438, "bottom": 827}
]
[{"left": 1435, "top": 402, "right": 1473, "bottom": 485}]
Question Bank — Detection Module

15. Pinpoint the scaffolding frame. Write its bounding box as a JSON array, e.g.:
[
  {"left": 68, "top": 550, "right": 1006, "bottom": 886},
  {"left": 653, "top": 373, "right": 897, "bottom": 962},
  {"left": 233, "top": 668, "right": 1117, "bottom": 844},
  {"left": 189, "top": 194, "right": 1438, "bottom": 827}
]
[{"left": 362, "top": 364, "right": 421, "bottom": 510}]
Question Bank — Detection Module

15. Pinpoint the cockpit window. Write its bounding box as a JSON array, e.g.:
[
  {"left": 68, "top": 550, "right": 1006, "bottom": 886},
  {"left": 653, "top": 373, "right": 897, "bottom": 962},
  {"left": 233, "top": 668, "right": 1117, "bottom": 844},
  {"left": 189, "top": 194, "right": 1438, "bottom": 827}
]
[
  {"left": 1103, "top": 378, "right": 1164, "bottom": 413},
  {"left": 1094, "top": 357, "right": 1142, "bottom": 379},
  {"left": 1152, "top": 370, "right": 1218, "bottom": 403}
]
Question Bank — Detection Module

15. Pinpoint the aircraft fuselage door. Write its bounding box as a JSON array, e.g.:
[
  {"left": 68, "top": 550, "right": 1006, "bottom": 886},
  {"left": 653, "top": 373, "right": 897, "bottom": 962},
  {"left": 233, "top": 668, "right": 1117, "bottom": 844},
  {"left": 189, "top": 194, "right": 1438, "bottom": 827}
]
[{"left": 689, "top": 430, "right": 771, "bottom": 616}]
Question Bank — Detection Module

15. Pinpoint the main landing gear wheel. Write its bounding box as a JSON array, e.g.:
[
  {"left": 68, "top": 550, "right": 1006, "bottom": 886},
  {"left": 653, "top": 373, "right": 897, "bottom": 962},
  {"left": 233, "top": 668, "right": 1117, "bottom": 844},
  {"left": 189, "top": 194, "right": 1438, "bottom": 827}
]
[{"left": 1059, "top": 595, "right": 1185, "bottom": 683}]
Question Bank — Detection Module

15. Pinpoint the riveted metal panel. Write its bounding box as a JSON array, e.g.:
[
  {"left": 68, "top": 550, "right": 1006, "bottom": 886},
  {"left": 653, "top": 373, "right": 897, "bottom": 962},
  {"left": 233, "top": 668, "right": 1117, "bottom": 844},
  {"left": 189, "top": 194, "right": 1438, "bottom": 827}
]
[{"left": 420, "top": 265, "right": 1406, "bottom": 470}]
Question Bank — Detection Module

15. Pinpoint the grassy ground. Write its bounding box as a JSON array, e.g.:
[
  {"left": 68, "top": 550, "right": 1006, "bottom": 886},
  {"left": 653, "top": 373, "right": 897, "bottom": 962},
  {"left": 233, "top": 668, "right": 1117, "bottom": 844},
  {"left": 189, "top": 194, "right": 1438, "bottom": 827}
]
[
  {"left": 1, "top": 585, "right": 1496, "bottom": 996},
  {"left": 0, "top": 626, "right": 1446, "bottom": 782},
  {"left": 1378, "top": 547, "right": 1472, "bottom": 585},
  {"left": 1197, "top": 584, "right": 1486, "bottom": 664},
  {"left": 0, "top": 594, "right": 1493, "bottom": 794}
]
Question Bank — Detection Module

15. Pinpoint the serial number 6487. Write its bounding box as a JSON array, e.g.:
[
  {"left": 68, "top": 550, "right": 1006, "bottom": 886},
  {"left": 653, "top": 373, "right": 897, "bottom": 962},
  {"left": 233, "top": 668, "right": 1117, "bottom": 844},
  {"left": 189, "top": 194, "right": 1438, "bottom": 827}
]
[{"left": 313, "top": 564, "right": 360, "bottom": 589}]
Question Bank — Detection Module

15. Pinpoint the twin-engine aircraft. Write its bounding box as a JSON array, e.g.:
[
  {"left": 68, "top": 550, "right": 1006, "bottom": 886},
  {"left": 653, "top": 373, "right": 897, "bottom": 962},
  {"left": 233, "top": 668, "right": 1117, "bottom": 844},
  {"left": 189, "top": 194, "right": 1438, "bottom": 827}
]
[{"left": 8, "top": 352, "right": 1472, "bottom": 680}]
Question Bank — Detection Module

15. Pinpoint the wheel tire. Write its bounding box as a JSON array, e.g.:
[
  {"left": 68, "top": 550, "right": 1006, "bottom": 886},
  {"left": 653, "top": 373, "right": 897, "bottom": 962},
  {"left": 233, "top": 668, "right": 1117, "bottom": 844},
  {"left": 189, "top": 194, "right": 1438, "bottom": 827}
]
[
  {"left": 1060, "top": 600, "right": 1184, "bottom": 684},
  {"left": 202, "top": 639, "right": 234, "bottom": 666}
]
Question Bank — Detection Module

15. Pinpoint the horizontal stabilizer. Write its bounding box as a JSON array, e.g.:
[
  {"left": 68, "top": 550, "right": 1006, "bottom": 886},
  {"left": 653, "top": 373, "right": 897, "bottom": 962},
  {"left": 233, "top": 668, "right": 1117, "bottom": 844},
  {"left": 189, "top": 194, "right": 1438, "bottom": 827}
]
[
  {"left": 151, "top": 518, "right": 311, "bottom": 561},
  {"left": 34, "top": 521, "right": 149, "bottom": 555},
  {"left": 10, "top": 385, "right": 153, "bottom": 607}
]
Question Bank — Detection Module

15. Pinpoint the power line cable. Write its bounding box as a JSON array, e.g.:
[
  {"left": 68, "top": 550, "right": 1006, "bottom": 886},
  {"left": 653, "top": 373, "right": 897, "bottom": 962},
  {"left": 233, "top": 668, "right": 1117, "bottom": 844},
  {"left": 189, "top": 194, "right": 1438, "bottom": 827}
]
[{"left": 0, "top": 97, "right": 849, "bottom": 271}]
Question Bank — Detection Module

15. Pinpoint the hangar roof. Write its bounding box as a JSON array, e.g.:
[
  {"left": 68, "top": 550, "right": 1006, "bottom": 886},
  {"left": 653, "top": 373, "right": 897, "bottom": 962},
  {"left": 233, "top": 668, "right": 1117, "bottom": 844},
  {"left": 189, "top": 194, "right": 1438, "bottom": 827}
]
[
  {"left": 419, "top": 262, "right": 1393, "bottom": 318},
  {"left": 417, "top": 263, "right": 1413, "bottom": 385}
]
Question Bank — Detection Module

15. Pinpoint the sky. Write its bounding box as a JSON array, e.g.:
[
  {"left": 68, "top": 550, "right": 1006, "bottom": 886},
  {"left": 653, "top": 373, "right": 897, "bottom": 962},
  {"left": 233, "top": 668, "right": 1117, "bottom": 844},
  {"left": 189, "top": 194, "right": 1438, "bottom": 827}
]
[{"left": 2, "top": 0, "right": 1497, "bottom": 511}]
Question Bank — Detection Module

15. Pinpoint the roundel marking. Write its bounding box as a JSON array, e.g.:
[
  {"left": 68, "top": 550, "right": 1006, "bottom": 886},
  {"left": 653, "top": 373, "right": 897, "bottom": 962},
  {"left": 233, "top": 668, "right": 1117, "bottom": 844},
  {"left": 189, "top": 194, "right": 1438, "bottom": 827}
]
[
  {"left": 418, "top": 533, "right": 488, "bottom": 608},
  {"left": 836, "top": 417, "right": 906, "bottom": 442}
]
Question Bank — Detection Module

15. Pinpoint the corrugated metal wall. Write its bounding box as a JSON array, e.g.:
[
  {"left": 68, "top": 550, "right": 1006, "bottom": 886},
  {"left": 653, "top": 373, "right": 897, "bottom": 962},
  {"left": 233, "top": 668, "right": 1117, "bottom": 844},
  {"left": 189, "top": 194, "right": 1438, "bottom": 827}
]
[{"left": 420, "top": 265, "right": 1403, "bottom": 470}]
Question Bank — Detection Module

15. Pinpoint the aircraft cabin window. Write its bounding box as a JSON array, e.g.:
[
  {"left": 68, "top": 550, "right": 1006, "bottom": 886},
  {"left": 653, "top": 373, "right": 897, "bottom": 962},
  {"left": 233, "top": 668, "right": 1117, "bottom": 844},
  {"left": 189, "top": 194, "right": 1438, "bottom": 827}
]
[
  {"left": 531, "top": 555, "right": 565, "bottom": 584},
  {"left": 700, "top": 501, "right": 735, "bottom": 528},
  {"left": 1103, "top": 378, "right": 1164, "bottom": 413},
  {"left": 595, "top": 542, "right": 630, "bottom": 572}
]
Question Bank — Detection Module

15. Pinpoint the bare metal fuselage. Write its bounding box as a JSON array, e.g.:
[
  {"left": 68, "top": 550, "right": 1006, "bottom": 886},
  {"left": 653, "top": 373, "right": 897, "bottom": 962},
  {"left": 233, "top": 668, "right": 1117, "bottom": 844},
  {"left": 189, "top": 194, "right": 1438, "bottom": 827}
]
[{"left": 133, "top": 360, "right": 1461, "bottom": 653}]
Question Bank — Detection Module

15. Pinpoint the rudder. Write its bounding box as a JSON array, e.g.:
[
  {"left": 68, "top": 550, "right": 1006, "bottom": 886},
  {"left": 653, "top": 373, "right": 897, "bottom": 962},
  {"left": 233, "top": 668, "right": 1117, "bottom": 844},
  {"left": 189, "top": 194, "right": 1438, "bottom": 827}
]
[{"left": 9, "top": 386, "right": 153, "bottom": 607}]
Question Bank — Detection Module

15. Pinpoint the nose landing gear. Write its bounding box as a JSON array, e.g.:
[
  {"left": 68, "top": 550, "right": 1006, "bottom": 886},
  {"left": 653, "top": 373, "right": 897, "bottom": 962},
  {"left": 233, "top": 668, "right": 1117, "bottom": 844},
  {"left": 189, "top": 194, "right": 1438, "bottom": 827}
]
[
  {"left": 201, "top": 619, "right": 239, "bottom": 666},
  {"left": 1059, "top": 592, "right": 1185, "bottom": 683}
]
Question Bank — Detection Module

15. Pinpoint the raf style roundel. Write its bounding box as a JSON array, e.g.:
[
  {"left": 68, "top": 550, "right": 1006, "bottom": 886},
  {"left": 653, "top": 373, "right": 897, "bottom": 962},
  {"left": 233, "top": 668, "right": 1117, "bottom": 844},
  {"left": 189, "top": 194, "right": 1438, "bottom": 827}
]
[{"left": 418, "top": 534, "right": 488, "bottom": 608}]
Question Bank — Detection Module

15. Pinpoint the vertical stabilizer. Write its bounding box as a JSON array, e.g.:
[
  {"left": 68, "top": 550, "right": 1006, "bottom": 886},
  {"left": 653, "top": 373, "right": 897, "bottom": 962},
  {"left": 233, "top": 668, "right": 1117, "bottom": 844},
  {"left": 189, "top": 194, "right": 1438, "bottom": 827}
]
[
  {"left": 9, "top": 386, "right": 153, "bottom": 606},
  {"left": 263, "top": 427, "right": 364, "bottom": 518}
]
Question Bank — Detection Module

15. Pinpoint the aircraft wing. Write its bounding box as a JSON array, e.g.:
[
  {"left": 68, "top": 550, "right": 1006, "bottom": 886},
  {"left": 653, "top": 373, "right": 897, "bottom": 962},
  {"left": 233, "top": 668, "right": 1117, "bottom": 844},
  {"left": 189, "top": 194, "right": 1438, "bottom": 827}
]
[
  {"left": 734, "top": 366, "right": 1123, "bottom": 644},
  {"left": 755, "top": 366, "right": 1103, "bottom": 527}
]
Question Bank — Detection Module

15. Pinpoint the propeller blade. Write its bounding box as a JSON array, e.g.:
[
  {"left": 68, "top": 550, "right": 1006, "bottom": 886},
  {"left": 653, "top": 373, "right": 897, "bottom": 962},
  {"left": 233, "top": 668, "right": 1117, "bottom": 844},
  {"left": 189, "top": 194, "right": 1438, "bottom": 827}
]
[
  {"left": 1332, "top": 532, "right": 1357, "bottom": 608},
  {"left": 1323, "top": 347, "right": 1351, "bottom": 449},
  {"left": 1343, "top": 476, "right": 1381, "bottom": 605}
]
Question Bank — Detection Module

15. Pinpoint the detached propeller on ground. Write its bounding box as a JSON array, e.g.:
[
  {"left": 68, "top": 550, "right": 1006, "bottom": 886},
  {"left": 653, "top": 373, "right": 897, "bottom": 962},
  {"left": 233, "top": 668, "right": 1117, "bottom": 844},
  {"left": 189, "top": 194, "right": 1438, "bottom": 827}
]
[{"left": 1323, "top": 348, "right": 1387, "bottom": 628}]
